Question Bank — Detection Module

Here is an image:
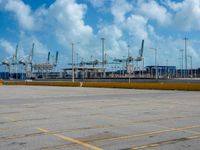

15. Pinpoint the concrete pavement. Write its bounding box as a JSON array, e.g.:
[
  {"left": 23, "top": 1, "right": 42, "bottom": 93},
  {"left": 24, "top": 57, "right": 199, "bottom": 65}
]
[{"left": 0, "top": 86, "right": 200, "bottom": 150}]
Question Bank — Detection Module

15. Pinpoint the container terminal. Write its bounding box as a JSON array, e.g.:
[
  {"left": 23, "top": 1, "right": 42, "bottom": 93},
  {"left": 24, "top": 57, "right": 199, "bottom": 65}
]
[
  {"left": 0, "top": 40, "right": 200, "bottom": 82},
  {"left": 0, "top": 39, "right": 200, "bottom": 150}
]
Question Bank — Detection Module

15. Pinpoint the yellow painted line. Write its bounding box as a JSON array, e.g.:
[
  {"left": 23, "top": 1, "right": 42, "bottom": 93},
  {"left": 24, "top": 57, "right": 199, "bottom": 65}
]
[
  {"left": 36, "top": 128, "right": 49, "bottom": 133},
  {"left": 4, "top": 117, "right": 16, "bottom": 122},
  {"left": 54, "top": 134, "right": 103, "bottom": 150},
  {"left": 89, "top": 124, "right": 200, "bottom": 143},
  {"left": 36, "top": 124, "right": 200, "bottom": 150},
  {"left": 182, "top": 130, "right": 200, "bottom": 135},
  {"left": 36, "top": 128, "right": 103, "bottom": 150},
  {"left": 102, "top": 114, "right": 200, "bottom": 127},
  {"left": 130, "top": 135, "right": 200, "bottom": 150}
]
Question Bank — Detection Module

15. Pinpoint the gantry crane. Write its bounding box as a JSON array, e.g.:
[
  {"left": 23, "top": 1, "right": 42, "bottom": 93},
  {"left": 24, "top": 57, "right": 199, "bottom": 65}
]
[{"left": 113, "top": 40, "right": 144, "bottom": 74}]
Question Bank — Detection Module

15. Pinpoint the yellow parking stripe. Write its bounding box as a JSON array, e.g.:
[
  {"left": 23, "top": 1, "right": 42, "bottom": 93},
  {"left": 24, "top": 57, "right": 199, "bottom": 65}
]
[
  {"left": 130, "top": 135, "right": 200, "bottom": 150},
  {"left": 92, "top": 125, "right": 200, "bottom": 143},
  {"left": 36, "top": 127, "right": 103, "bottom": 150}
]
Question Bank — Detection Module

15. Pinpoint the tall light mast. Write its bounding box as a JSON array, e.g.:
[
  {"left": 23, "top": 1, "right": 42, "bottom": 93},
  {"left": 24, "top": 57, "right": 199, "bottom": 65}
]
[
  {"left": 183, "top": 37, "right": 188, "bottom": 78},
  {"left": 101, "top": 38, "right": 105, "bottom": 77}
]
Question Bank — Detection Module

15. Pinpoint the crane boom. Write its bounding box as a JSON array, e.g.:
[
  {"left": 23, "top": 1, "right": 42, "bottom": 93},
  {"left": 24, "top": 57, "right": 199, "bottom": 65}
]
[
  {"left": 28, "top": 43, "right": 34, "bottom": 64},
  {"left": 134, "top": 39, "right": 144, "bottom": 62}
]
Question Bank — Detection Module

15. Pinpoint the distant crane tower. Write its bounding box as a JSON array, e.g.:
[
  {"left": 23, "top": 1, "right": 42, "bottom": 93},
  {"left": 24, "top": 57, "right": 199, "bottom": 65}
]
[
  {"left": 12, "top": 44, "right": 18, "bottom": 66},
  {"left": 134, "top": 39, "right": 144, "bottom": 73},
  {"left": 11, "top": 44, "right": 18, "bottom": 79},
  {"left": 112, "top": 40, "right": 144, "bottom": 76},
  {"left": 113, "top": 39, "right": 144, "bottom": 68},
  {"left": 54, "top": 51, "right": 59, "bottom": 67},
  {"left": 134, "top": 39, "right": 144, "bottom": 62},
  {"left": 2, "top": 58, "right": 11, "bottom": 74},
  {"left": 47, "top": 51, "right": 51, "bottom": 63},
  {"left": 2, "top": 44, "right": 19, "bottom": 79},
  {"left": 25, "top": 43, "right": 35, "bottom": 79},
  {"left": 28, "top": 43, "right": 34, "bottom": 73}
]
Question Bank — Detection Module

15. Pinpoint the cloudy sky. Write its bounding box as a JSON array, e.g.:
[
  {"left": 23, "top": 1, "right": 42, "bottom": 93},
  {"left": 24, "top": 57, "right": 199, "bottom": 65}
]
[{"left": 0, "top": 0, "right": 200, "bottom": 69}]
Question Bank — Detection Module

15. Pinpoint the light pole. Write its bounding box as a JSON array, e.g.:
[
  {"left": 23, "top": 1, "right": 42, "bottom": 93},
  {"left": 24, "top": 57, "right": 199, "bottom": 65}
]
[
  {"left": 180, "top": 49, "right": 184, "bottom": 78},
  {"left": 76, "top": 53, "right": 79, "bottom": 68},
  {"left": 188, "top": 55, "right": 192, "bottom": 78},
  {"left": 179, "top": 57, "right": 181, "bottom": 78},
  {"left": 142, "top": 57, "right": 144, "bottom": 77},
  {"left": 166, "top": 59, "right": 168, "bottom": 78},
  {"left": 101, "top": 38, "right": 105, "bottom": 77},
  {"left": 127, "top": 44, "right": 131, "bottom": 82},
  {"left": 127, "top": 44, "right": 130, "bottom": 60},
  {"left": 71, "top": 42, "right": 79, "bottom": 82},
  {"left": 183, "top": 37, "right": 188, "bottom": 78},
  {"left": 150, "top": 48, "right": 158, "bottom": 79},
  {"left": 123, "top": 56, "right": 125, "bottom": 76}
]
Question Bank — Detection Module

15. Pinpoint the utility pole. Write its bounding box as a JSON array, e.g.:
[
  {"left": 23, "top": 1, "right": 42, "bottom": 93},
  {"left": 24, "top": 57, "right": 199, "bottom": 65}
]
[
  {"left": 183, "top": 37, "right": 188, "bottom": 78},
  {"left": 179, "top": 57, "right": 181, "bottom": 78},
  {"left": 71, "top": 43, "right": 74, "bottom": 82},
  {"left": 166, "top": 59, "right": 168, "bottom": 78},
  {"left": 142, "top": 57, "right": 144, "bottom": 77},
  {"left": 188, "top": 55, "right": 192, "bottom": 78},
  {"left": 150, "top": 48, "right": 158, "bottom": 79},
  {"left": 180, "top": 49, "right": 184, "bottom": 78},
  {"left": 123, "top": 56, "right": 125, "bottom": 76},
  {"left": 76, "top": 53, "right": 79, "bottom": 68},
  {"left": 14, "top": 44, "right": 18, "bottom": 80},
  {"left": 101, "top": 38, "right": 105, "bottom": 77},
  {"left": 91, "top": 55, "right": 93, "bottom": 67},
  {"left": 71, "top": 42, "right": 79, "bottom": 82},
  {"left": 128, "top": 44, "right": 130, "bottom": 60}
]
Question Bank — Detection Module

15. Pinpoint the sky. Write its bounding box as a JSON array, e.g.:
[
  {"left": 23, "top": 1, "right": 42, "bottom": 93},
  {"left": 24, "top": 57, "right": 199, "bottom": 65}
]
[{"left": 0, "top": 0, "right": 200, "bottom": 70}]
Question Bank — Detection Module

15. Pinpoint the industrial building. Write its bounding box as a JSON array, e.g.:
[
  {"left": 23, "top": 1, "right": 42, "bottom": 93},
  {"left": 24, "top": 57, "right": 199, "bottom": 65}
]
[{"left": 146, "top": 66, "right": 176, "bottom": 78}]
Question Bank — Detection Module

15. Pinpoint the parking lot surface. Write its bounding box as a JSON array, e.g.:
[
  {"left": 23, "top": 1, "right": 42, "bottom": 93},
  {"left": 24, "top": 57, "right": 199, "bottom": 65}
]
[{"left": 0, "top": 85, "right": 200, "bottom": 150}]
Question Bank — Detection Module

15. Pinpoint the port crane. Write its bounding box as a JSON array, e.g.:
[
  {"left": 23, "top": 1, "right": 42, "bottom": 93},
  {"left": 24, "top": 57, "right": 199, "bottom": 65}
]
[
  {"left": 18, "top": 43, "right": 34, "bottom": 78},
  {"left": 113, "top": 40, "right": 144, "bottom": 74}
]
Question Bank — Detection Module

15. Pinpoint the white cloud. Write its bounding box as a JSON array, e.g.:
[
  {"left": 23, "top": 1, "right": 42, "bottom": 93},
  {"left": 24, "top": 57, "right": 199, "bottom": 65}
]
[
  {"left": 97, "top": 25, "right": 127, "bottom": 58},
  {"left": 17, "top": 32, "right": 49, "bottom": 63},
  {"left": 161, "top": 0, "right": 183, "bottom": 11},
  {"left": 125, "top": 14, "right": 148, "bottom": 40},
  {"left": 172, "top": 0, "right": 200, "bottom": 31},
  {"left": 89, "top": 0, "right": 106, "bottom": 7},
  {"left": 1, "top": 0, "right": 200, "bottom": 68},
  {"left": 1, "top": 0, "right": 95, "bottom": 64},
  {"left": 0, "top": 0, "right": 6, "bottom": 9},
  {"left": 138, "top": 1, "right": 172, "bottom": 26},
  {"left": 0, "top": 39, "right": 15, "bottom": 55},
  {"left": 162, "top": 0, "right": 200, "bottom": 31},
  {"left": 46, "top": 0, "right": 93, "bottom": 49},
  {"left": 111, "top": 0, "right": 133, "bottom": 22},
  {"left": 4, "top": 0, "right": 35, "bottom": 30}
]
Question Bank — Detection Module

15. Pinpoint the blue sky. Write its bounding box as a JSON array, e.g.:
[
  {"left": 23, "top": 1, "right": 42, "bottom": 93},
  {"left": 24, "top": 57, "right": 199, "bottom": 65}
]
[{"left": 0, "top": 0, "right": 200, "bottom": 70}]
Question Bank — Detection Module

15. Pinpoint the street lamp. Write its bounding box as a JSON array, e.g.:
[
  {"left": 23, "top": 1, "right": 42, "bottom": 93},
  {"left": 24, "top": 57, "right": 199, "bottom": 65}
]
[
  {"left": 183, "top": 37, "right": 188, "bottom": 77},
  {"left": 123, "top": 56, "right": 125, "bottom": 76},
  {"left": 180, "top": 49, "right": 184, "bottom": 78},
  {"left": 127, "top": 44, "right": 130, "bottom": 60},
  {"left": 166, "top": 59, "right": 168, "bottom": 78},
  {"left": 101, "top": 38, "right": 105, "bottom": 78},
  {"left": 76, "top": 53, "right": 79, "bottom": 68},
  {"left": 71, "top": 42, "right": 80, "bottom": 82},
  {"left": 142, "top": 57, "right": 144, "bottom": 77},
  {"left": 188, "top": 55, "right": 192, "bottom": 78},
  {"left": 150, "top": 48, "right": 158, "bottom": 79}
]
